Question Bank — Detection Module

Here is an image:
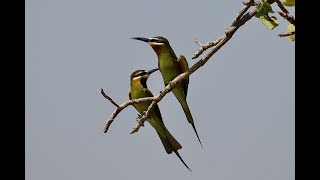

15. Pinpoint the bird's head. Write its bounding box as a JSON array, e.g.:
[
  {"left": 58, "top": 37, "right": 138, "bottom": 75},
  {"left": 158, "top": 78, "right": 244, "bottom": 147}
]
[
  {"left": 130, "top": 68, "right": 159, "bottom": 85},
  {"left": 131, "top": 36, "right": 170, "bottom": 54}
]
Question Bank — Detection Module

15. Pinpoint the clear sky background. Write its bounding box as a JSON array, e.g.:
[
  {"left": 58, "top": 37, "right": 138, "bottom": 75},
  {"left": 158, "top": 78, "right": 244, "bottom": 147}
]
[{"left": 26, "top": 0, "right": 295, "bottom": 179}]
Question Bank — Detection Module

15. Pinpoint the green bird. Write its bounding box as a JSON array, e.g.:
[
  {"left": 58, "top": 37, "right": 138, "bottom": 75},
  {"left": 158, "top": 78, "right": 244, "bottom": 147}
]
[
  {"left": 129, "top": 68, "right": 191, "bottom": 171},
  {"left": 131, "top": 36, "right": 202, "bottom": 147}
]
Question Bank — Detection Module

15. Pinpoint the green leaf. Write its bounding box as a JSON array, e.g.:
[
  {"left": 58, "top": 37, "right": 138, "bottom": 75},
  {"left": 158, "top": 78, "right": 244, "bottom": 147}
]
[
  {"left": 282, "top": 0, "right": 295, "bottom": 6},
  {"left": 286, "top": 23, "right": 295, "bottom": 41},
  {"left": 259, "top": 16, "right": 278, "bottom": 30},
  {"left": 255, "top": 0, "right": 274, "bottom": 18}
]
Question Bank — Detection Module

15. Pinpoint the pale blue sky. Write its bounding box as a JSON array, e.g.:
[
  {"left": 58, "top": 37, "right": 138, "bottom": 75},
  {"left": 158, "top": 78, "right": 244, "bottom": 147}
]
[{"left": 26, "top": 0, "right": 295, "bottom": 179}]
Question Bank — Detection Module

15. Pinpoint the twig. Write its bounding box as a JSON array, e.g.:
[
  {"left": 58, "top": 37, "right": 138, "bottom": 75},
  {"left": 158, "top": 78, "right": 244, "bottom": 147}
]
[
  {"left": 275, "top": 0, "right": 295, "bottom": 26},
  {"left": 278, "top": 11, "right": 295, "bottom": 25},
  {"left": 232, "top": 0, "right": 255, "bottom": 26},
  {"left": 194, "top": 40, "right": 203, "bottom": 47},
  {"left": 192, "top": 38, "right": 223, "bottom": 59},
  {"left": 275, "top": 0, "right": 289, "bottom": 13},
  {"left": 103, "top": 94, "right": 155, "bottom": 133},
  {"left": 192, "top": 1, "right": 255, "bottom": 60},
  {"left": 278, "top": 31, "right": 295, "bottom": 37},
  {"left": 101, "top": 88, "right": 119, "bottom": 108}
]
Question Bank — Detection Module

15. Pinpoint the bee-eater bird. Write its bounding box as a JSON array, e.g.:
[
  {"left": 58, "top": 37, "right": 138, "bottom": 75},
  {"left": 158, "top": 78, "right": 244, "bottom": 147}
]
[
  {"left": 131, "top": 36, "right": 202, "bottom": 147},
  {"left": 129, "top": 68, "right": 191, "bottom": 171}
]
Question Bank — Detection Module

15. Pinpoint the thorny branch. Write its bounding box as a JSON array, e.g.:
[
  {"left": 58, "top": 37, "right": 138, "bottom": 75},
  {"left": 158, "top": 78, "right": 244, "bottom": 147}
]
[{"left": 102, "top": 0, "right": 294, "bottom": 134}]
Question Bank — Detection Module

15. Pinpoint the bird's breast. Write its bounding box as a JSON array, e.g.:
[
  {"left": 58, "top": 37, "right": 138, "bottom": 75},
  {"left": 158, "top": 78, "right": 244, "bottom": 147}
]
[{"left": 158, "top": 58, "right": 181, "bottom": 84}]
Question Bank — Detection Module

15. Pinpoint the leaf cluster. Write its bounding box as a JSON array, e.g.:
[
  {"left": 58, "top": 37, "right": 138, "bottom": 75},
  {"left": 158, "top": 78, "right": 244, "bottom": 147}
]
[{"left": 255, "top": 0, "right": 295, "bottom": 41}]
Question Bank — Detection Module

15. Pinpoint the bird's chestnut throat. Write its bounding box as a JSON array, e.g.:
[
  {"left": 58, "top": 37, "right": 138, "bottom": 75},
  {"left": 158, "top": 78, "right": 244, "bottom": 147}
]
[{"left": 150, "top": 45, "right": 164, "bottom": 55}]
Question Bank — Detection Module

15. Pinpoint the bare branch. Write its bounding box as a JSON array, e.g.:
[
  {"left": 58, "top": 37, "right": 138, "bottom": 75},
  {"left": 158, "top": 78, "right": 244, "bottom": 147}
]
[
  {"left": 275, "top": 0, "right": 289, "bottom": 13},
  {"left": 232, "top": 0, "right": 256, "bottom": 26},
  {"left": 278, "top": 31, "right": 295, "bottom": 37},
  {"left": 101, "top": 88, "right": 119, "bottom": 108},
  {"left": 278, "top": 11, "right": 295, "bottom": 25},
  {"left": 192, "top": 0, "right": 257, "bottom": 60},
  {"left": 103, "top": 95, "right": 155, "bottom": 133},
  {"left": 192, "top": 38, "right": 223, "bottom": 59}
]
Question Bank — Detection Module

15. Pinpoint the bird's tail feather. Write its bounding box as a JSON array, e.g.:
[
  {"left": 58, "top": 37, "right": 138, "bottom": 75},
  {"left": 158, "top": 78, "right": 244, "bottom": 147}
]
[
  {"left": 157, "top": 128, "right": 182, "bottom": 154},
  {"left": 173, "top": 149, "right": 192, "bottom": 172},
  {"left": 157, "top": 129, "right": 191, "bottom": 171},
  {"left": 181, "top": 103, "right": 203, "bottom": 148}
]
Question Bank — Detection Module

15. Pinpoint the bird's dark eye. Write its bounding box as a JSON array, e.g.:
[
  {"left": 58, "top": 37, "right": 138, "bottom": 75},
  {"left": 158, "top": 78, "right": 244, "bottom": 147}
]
[
  {"left": 134, "top": 71, "right": 146, "bottom": 78},
  {"left": 150, "top": 39, "right": 162, "bottom": 43},
  {"left": 140, "top": 72, "right": 147, "bottom": 76}
]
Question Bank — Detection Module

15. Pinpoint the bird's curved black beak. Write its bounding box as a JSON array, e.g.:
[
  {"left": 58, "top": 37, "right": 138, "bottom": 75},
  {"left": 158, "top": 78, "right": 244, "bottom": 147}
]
[
  {"left": 131, "top": 37, "right": 149, "bottom": 42},
  {"left": 147, "top": 68, "right": 159, "bottom": 75}
]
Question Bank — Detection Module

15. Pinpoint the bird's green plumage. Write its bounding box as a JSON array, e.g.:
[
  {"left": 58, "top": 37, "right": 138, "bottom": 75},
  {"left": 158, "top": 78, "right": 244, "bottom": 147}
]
[
  {"left": 129, "top": 84, "right": 167, "bottom": 139},
  {"left": 149, "top": 37, "right": 202, "bottom": 147},
  {"left": 129, "top": 70, "right": 191, "bottom": 171},
  {"left": 131, "top": 36, "right": 203, "bottom": 147}
]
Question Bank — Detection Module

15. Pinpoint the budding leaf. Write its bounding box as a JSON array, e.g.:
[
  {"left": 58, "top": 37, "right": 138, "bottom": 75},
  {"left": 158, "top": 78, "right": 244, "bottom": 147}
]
[
  {"left": 255, "top": 0, "right": 274, "bottom": 18},
  {"left": 255, "top": 0, "right": 278, "bottom": 29},
  {"left": 259, "top": 16, "right": 278, "bottom": 30},
  {"left": 282, "top": 0, "right": 295, "bottom": 6},
  {"left": 286, "top": 23, "right": 295, "bottom": 41}
]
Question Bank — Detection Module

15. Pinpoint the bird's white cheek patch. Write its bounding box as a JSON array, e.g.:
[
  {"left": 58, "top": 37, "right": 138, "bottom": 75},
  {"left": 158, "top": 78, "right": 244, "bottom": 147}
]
[
  {"left": 132, "top": 77, "right": 141, "bottom": 81},
  {"left": 148, "top": 42, "right": 164, "bottom": 46}
]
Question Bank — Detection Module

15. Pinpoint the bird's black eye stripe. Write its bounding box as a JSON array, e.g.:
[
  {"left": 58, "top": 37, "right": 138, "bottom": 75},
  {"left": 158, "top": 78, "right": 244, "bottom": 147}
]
[
  {"left": 150, "top": 39, "right": 162, "bottom": 43},
  {"left": 140, "top": 71, "right": 147, "bottom": 76},
  {"left": 134, "top": 71, "right": 147, "bottom": 78}
]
